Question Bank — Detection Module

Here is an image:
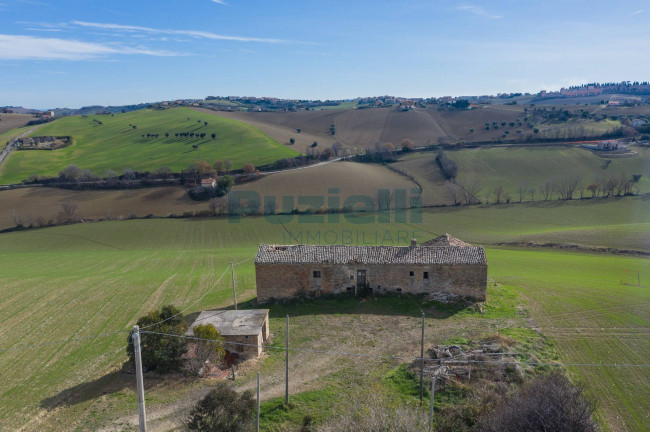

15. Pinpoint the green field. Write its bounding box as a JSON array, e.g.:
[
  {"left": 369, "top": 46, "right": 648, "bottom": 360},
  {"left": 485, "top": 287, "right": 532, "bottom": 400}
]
[
  {"left": 395, "top": 146, "right": 650, "bottom": 206},
  {"left": 0, "top": 107, "right": 297, "bottom": 184},
  {"left": 0, "top": 196, "right": 648, "bottom": 430}
]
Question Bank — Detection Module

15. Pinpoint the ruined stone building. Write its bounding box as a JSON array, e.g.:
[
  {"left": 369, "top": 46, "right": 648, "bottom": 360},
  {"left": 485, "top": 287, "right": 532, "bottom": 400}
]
[
  {"left": 186, "top": 309, "right": 270, "bottom": 358},
  {"left": 255, "top": 234, "right": 487, "bottom": 303}
]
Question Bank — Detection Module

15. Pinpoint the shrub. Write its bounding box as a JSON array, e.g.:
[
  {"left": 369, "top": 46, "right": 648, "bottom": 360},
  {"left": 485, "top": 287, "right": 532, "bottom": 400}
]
[
  {"left": 126, "top": 305, "right": 187, "bottom": 372},
  {"left": 479, "top": 373, "right": 596, "bottom": 432},
  {"left": 186, "top": 382, "right": 255, "bottom": 431}
]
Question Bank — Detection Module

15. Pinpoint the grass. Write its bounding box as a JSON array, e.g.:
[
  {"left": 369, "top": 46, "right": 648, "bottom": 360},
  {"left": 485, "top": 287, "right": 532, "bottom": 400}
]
[
  {"left": 0, "top": 124, "right": 33, "bottom": 146},
  {"left": 0, "top": 107, "right": 297, "bottom": 184},
  {"left": 394, "top": 145, "right": 650, "bottom": 206},
  {"left": 0, "top": 198, "right": 647, "bottom": 431}
]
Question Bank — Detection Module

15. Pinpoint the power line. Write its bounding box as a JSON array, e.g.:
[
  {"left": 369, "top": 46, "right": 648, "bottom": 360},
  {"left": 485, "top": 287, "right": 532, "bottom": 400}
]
[
  {"left": 0, "top": 330, "right": 129, "bottom": 352},
  {"left": 139, "top": 265, "right": 231, "bottom": 330},
  {"left": 0, "top": 255, "right": 258, "bottom": 352}
]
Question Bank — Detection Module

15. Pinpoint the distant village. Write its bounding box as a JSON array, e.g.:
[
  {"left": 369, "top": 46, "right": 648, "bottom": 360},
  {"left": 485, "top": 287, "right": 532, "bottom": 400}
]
[{"left": 3, "top": 81, "right": 649, "bottom": 118}]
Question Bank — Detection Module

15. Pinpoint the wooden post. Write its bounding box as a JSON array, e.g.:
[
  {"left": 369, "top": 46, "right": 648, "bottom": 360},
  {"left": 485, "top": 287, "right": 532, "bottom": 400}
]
[
  {"left": 133, "top": 326, "right": 147, "bottom": 432},
  {"left": 420, "top": 312, "right": 425, "bottom": 404},
  {"left": 231, "top": 262, "right": 237, "bottom": 310},
  {"left": 429, "top": 376, "right": 436, "bottom": 431},
  {"left": 285, "top": 314, "right": 289, "bottom": 405},
  {"left": 256, "top": 372, "right": 261, "bottom": 432}
]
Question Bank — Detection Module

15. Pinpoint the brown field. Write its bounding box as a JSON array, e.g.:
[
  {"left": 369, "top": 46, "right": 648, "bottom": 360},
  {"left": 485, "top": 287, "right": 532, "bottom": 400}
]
[
  {"left": 0, "top": 113, "right": 34, "bottom": 135},
  {"left": 233, "top": 160, "right": 416, "bottom": 211},
  {"left": 0, "top": 162, "right": 415, "bottom": 230},
  {"left": 195, "top": 105, "right": 539, "bottom": 151},
  {"left": 0, "top": 186, "right": 205, "bottom": 230}
]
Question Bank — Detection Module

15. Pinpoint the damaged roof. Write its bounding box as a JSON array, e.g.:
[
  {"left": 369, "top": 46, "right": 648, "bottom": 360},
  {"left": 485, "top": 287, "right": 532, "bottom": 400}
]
[{"left": 185, "top": 309, "right": 269, "bottom": 337}]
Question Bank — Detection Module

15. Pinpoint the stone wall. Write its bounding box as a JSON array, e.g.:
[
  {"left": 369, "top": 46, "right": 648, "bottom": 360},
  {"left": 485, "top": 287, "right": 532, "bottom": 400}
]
[
  {"left": 256, "top": 262, "right": 487, "bottom": 303},
  {"left": 225, "top": 331, "right": 263, "bottom": 358}
]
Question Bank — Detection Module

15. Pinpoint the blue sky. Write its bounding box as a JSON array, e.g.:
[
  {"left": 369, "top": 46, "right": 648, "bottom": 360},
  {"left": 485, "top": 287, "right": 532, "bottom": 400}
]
[{"left": 0, "top": 0, "right": 648, "bottom": 108}]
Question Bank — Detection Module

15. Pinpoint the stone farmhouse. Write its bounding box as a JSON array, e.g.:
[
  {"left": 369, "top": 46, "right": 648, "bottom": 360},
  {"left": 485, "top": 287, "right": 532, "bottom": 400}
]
[
  {"left": 186, "top": 309, "right": 270, "bottom": 358},
  {"left": 255, "top": 234, "right": 487, "bottom": 303}
]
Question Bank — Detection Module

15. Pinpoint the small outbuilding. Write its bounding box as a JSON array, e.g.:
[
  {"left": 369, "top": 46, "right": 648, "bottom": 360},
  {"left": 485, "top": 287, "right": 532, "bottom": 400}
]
[{"left": 186, "top": 309, "right": 270, "bottom": 358}]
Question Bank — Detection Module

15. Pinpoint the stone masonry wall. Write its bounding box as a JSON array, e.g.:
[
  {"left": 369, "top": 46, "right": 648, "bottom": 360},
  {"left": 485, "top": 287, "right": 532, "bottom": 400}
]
[
  {"left": 225, "top": 331, "right": 263, "bottom": 358},
  {"left": 256, "top": 262, "right": 487, "bottom": 303}
]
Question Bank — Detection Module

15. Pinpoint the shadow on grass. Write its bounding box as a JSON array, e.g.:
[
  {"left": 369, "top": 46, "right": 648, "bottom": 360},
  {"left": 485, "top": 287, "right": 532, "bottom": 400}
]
[
  {"left": 234, "top": 294, "right": 471, "bottom": 320},
  {"left": 39, "top": 364, "right": 182, "bottom": 410}
]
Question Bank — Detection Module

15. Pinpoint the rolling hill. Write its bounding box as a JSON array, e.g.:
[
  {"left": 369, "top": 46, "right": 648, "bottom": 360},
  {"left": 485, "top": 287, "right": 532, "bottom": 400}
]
[
  {"left": 0, "top": 108, "right": 297, "bottom": 184},
  {"left": 392, "top": 145, "right": 650, "bottom": 206},
  {"left": 195, "top": 104, "right": 637, "bottom": 152}
]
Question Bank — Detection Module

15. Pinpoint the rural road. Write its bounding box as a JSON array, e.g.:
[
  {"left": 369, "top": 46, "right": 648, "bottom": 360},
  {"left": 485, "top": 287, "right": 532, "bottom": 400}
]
[{"left": 0, "top": 124, "right": 44, "bottom": 167}]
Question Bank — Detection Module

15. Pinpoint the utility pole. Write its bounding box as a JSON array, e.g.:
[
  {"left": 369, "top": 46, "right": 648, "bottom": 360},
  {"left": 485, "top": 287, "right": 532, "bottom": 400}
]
[
  {"left": 230, "top": 262, "right": 237, "bottom": 310},
  {"left": 420, "top": 312, "right": 425, "bottom": 404},
  {"left": 256, "top": 372, "right": 261, "bottom": 432},
  {"left": 132, "top": 325, "right": 147, "bottom": 432},
  {"left": 285, "top": 314, "right": 290, "bottom": 405},
  {"left": 429, "top": 377, "right": 436, "bottom": 432}
]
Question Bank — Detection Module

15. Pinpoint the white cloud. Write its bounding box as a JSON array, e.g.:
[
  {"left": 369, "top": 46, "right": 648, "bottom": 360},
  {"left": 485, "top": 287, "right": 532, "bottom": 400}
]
[
  {"left": 210, "top": 0, "right": 227, "bottom": 4},
  {"left": 457, "top": 5, "right": 503, "bottom": 19},
  {"left": 0, "top": 34, "right": 179, "bottom": 60},
  {"left": 72, "top": 21, "right": 292, "bottom": 44},
  {"left": 630, "top": 9, "right": 644, "bottom": 15}
]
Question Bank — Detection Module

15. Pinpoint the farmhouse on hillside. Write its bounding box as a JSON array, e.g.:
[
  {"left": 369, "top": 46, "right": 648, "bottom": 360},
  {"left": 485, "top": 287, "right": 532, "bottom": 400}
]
[
  {"left": 186, "top": 309, "right": 270, "bottom": 358},
  {"left": 255, "top": 235, "right": 487, "bottom": 303}
]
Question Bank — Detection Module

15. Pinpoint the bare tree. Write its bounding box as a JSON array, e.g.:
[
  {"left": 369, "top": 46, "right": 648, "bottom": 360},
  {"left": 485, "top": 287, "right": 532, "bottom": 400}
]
[
  {"left": 517, "top": 182, "right": 528, "bottom": 203},
  {"left": 184, "top": 324, "right": 225, "bottom": 377},
  {"left": 208, "top": 198, "right": 227, "bottom": 216},
  {"left": 57, "top": 201, "right": 79, "bottom": 224},
  {"left": 122, "top": 168, "right": 136, "bottom": 180},
  {"left": 494, "top": 185, "right": 505, "bottom": 204},
  {"left": 11, "top": 209, "right": 24, "bottom": 228},
  {"left": 556, "top": 176, "right": 581, "bottom": 200},
  {"left": 331, "top": 141, "right": 342, "bottom": 156},
  {"left": 603, "top": 176, "right": 617, "bottom": 197},
  {"left": 586, "top": 183, "right": 599, "bottom": 198},
  {"left": 445, "top": 180, "right": 461, "bottom": 205},
  {"left": 528, "top": 187, "right": 536, "bottom": 202},
  {"left": 480, "top": 373, "right": 596, "bottom": 432},
  {"left": 459, "top": 177, "right": 482, "bottom": 205},
  {"left": 540, "top": 180, "right": 554, "bottom": 200}
]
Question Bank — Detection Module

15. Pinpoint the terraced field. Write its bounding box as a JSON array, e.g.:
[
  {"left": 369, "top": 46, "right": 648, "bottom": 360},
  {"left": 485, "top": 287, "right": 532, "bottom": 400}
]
[
  {"left": 0, "top": 108, "right": 296, "bottom": 184},
  {"left": 0, "top": 196, "right": 648, "bottom": 430}
]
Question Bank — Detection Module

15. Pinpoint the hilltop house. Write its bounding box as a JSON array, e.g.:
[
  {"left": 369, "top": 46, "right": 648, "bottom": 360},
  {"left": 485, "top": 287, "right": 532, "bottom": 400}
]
[
  {"left": 186, "top": 309, "right": 270, "bottom": 358},
  {"left": 255, "top": 235, "right": 487, "bottom": 303},
  {"left": 201, "top": 178, "right": 216, "bottom": 188}
]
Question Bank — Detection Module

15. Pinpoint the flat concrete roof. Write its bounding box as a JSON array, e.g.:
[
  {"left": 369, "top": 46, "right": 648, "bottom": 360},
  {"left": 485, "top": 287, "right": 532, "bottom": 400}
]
[{"left": 186, "top": 309, "right": 269, "bottom": 337}]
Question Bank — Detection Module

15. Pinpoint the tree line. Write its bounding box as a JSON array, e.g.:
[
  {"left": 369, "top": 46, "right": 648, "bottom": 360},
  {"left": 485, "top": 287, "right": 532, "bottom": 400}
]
[{"left": 444, "top": 173, "right": 641, "bottom": 206}]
